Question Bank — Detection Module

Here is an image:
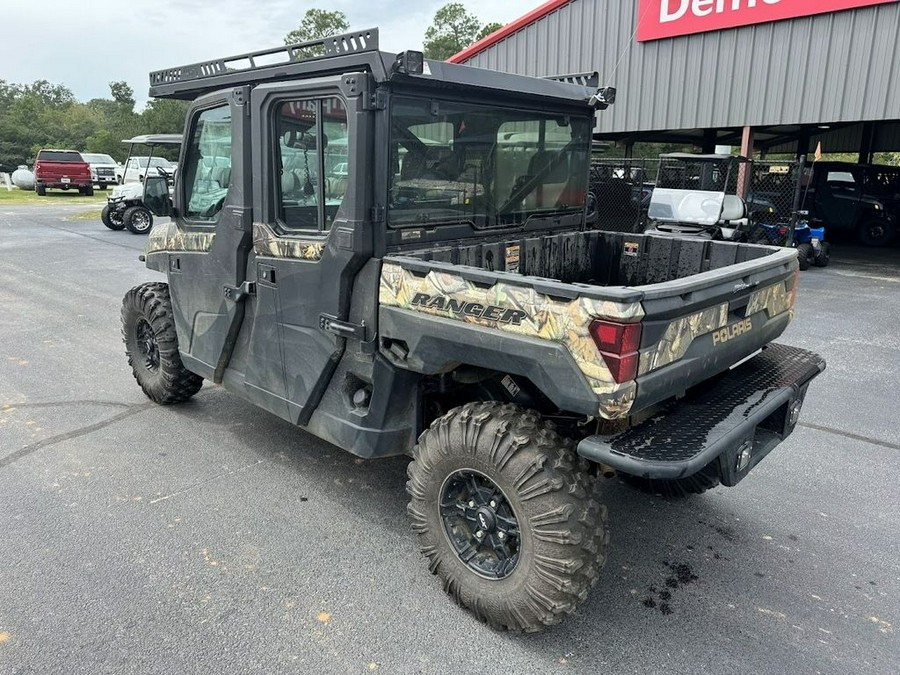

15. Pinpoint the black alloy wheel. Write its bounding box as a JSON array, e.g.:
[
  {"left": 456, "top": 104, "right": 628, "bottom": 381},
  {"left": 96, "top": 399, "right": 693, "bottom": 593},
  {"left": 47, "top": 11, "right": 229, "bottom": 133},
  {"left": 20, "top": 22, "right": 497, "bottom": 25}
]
[
  {"left": 134, "top": 318, "right": 160, "bottom": 374},
  {"left": 440, "top": 470, "right": 520, "bottom": 579}
]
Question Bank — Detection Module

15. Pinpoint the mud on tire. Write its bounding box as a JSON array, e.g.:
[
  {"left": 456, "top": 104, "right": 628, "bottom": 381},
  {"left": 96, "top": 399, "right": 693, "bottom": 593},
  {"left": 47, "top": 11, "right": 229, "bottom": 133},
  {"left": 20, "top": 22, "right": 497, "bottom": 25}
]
[
  {"left": 122, "top": 282, "right": 203, "bottom": 404},
  {"left": 407, "top": 402, "right": 608, "bottom": 632}
]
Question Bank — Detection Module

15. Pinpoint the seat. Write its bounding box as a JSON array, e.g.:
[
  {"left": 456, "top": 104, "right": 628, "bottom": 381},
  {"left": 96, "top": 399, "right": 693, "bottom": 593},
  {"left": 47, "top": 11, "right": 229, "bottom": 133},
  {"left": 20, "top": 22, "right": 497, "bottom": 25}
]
[
  {"left": 523, "top": 151, "right": 569, "bottom": 209},
  {"left": 718, "top": 195, "right": 747, "bottom": 223}
]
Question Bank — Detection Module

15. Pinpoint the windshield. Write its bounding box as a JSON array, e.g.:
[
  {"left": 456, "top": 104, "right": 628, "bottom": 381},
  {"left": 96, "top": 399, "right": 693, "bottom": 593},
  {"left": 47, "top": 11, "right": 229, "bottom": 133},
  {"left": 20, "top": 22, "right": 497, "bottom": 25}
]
[
  {"left": 82, "top": 154, "right": 116, "bottom": 164},
  {"left": 389, "top": 97, "right": 591, "bottom": 229},
  {"left": 648, "top": 157, "right": 737, "bottom": 226},
  {"left": 136, "top": 157, "right": 172, "bottom": 168}
]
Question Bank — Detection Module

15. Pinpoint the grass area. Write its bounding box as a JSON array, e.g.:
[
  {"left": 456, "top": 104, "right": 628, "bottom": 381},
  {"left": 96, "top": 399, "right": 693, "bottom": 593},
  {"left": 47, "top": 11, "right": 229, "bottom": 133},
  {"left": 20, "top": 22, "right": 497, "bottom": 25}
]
[
  {"left": 0, "top": 187, "right": 109, "bottom": 205},
  {"left": 67, "top": 209, "right": 104, "bottom": 221}
]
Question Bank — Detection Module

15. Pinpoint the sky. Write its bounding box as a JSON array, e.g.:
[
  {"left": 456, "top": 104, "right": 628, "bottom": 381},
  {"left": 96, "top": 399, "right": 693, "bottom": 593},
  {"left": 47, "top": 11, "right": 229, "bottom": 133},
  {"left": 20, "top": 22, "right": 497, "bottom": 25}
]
[{"left": 0, "top": 0, "right": 532, "bottom": 107}]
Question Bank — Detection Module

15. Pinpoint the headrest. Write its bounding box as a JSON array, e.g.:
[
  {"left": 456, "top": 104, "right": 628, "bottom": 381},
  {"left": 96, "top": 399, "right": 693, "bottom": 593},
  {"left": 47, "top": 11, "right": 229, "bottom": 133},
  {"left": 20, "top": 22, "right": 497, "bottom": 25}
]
[{"left": 720, "top": 195, "right": 746, "bottom": 222}]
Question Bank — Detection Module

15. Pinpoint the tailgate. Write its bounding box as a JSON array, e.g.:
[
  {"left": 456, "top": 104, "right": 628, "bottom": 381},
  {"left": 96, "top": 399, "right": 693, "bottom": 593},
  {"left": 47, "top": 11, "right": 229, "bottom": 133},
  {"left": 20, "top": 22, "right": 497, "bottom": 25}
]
[
  {"left": 631, "top": 239, "right": 798, "bottom": 415},
  {"left": 37, "top": 161, "right": 90, "bottom": 180}
]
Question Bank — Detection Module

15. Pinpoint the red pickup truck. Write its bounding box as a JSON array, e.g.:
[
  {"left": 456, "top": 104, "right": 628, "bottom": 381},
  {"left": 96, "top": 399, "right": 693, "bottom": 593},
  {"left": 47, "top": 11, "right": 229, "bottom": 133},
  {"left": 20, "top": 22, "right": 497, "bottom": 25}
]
[{"left": 34, "top": 150, "right": 94, "bottom": 196}]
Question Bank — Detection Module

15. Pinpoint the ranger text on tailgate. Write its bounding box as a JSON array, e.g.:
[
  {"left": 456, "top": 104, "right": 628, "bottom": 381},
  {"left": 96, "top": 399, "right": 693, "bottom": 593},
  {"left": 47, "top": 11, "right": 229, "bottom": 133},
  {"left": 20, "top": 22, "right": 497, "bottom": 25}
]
[{"left": 121, "top": 30, "right": 825, "bottom": 632}]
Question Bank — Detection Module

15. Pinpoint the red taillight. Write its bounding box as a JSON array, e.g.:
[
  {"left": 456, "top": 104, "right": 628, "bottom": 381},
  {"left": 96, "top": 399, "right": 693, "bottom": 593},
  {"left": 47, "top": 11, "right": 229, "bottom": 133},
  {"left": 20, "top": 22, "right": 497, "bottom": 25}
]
[
  {"left": 779, "top": 226, "right": 788, "bottom": 235},
  {"left": 589, "top": 319, "right": 642, "bottom": 383}
]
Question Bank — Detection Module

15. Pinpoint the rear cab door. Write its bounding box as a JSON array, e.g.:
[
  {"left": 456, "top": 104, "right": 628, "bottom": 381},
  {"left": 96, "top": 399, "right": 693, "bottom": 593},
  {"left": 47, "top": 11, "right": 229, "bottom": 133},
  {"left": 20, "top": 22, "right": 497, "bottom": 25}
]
[
  {"left": 241, "top": 74, "right": 374, "bottom": 424},
  {"left": 150, "top": 87, "right": 253, "bottom": 382}
]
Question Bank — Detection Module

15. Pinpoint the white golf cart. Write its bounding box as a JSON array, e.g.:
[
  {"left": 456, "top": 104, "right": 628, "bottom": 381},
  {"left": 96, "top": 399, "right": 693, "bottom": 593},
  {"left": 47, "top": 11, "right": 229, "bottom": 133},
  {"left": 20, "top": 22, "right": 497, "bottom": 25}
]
[
  {"left": 102, "top": 134, "right": 181, "bottom": 235},
  {"left": 645, "top": 153, "right": 769, "bottom": 241}
]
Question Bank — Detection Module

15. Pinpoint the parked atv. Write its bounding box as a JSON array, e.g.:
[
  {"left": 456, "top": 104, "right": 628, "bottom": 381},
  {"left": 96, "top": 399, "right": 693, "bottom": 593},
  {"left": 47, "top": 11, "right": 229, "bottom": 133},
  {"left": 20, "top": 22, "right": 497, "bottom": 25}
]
[
  {"left": 753, "top": 212, "right": 829, "bottom": 270},
  {"left": 102, "top": 134, "right": 181, "bottom": 235}
]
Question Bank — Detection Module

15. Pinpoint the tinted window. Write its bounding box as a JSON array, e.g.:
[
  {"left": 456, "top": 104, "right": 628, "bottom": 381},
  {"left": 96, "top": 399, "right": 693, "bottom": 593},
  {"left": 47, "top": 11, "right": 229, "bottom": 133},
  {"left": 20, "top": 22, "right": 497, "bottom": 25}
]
[
  {"left": 183, "top": 106, "right": 232, "bottom": 222},
  {"left": 37, "top": 151, "right": 83, "bottom": 162},
  {"left": 275, "top": 96, "right": 348, "bottom": 231},
  {"left": 81, "top": 154, "right": 116, "bottom": 164}
]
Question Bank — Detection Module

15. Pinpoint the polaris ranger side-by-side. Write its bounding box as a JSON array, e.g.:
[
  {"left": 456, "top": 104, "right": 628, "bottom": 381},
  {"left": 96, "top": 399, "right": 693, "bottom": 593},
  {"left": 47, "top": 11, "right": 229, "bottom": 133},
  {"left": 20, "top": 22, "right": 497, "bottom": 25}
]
[{"left": 123, "top": 30, "right": 824, "bottom": 632}]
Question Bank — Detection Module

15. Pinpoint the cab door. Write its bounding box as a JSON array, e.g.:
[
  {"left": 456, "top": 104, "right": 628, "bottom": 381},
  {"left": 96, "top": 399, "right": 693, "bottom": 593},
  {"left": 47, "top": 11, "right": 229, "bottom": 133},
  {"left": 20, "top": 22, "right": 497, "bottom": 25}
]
[
  {"left": 165, "top": 88, "right": 253, "bottom": 382},
  {"left": 243, "top": 77, "right": 372, "bottom": 425}
]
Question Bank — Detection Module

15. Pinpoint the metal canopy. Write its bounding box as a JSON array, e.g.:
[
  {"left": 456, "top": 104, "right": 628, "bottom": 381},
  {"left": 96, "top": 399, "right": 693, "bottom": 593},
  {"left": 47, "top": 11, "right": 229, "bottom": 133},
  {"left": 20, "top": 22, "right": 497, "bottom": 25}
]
[{"left": 122, "top": 134, "right": 183, "bottom": 146}]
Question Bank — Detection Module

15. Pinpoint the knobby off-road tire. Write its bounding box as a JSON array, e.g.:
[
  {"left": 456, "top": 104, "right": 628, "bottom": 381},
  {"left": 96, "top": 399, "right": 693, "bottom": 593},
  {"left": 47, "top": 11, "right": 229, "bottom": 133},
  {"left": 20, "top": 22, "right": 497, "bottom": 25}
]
[
  {"left": 124, "top": 205, "right": 153, "bottom": 235},
  {"left": 796, "top": 243, "right": 815, "bottom": 271},
  {"left": 619, "top": 461, "right": 721, "bottom": 499},
  {"left": 407, "top": 402, "right": 608, "bottom": 632},
  {"left": 101, "top": 204, "right": 125, "bottom": 230},
  {"left": 122, "top": 282, "right": 203, "bottom": 404},
  {"left": 858, "top": 219, "right": 895, "bottom": 247},
  {"left": 814, "top": 241, "right": 831, "bottom": 267}
]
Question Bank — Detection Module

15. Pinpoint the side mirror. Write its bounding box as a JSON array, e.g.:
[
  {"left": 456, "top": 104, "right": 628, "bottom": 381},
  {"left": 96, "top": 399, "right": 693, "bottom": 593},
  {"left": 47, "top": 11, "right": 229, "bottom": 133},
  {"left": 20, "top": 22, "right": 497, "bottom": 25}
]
[{"left": 144, "top": 175, "right": 172, "bottom": 217}]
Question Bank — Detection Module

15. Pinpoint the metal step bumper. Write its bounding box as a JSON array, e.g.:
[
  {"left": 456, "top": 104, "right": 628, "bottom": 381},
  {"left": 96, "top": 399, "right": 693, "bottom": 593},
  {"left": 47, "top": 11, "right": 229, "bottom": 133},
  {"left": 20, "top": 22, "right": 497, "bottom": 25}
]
[{"left": 577, "top": 343, "right": 826, "bottom": 484}]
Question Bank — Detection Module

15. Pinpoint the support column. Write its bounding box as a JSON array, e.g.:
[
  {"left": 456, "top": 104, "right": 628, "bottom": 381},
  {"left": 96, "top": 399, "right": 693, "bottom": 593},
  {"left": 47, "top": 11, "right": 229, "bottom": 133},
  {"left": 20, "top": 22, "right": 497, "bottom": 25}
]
[
  {"left": 858, "top": 122, "right": 875, "bottom": 164},
  {"left": 796, "top": 131, "right": 810, "bottom": 162},
  {"left": 737, "top": 126, "right": 755, "bottom": 198}
]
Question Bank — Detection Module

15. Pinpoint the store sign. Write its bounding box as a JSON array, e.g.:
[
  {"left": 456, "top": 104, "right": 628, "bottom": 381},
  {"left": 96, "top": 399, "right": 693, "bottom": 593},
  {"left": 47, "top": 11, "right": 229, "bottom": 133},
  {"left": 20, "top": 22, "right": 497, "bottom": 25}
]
[{"left": 637, "top": 0, "right": 899, "bottom": 41}]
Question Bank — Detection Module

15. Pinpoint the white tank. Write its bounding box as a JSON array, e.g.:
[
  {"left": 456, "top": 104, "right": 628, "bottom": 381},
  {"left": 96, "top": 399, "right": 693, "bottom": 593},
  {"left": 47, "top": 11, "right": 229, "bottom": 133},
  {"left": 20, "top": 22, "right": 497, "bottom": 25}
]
[{"left": 12, "top": 165, "right": 35, "bottom": 190}]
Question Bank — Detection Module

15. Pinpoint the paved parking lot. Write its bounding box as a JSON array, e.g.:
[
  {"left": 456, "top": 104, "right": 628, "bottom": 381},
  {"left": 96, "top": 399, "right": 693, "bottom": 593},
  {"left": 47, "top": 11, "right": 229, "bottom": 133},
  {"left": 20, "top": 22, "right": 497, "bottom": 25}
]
[{"left": 1, "top": 201, "right": 898, "bottom": 674}]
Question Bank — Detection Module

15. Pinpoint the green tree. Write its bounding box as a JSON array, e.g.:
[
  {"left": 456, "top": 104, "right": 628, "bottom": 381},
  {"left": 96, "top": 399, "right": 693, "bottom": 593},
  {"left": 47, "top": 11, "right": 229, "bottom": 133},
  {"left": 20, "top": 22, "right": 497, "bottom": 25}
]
[
  {"left": 284, "top": 9, "right": 349, "bottom": 45},
  {"left": 109, "top": 81, "right": 135, "bottom": 110},
  {"left": 141, "top": 98, "right": 189, "bottom": 135},
  {"left": 423, "top": 3, "right": 500, "bottom": 60},
  {"left": 477, "top": 22, "right": 503, "bottom": 41}
]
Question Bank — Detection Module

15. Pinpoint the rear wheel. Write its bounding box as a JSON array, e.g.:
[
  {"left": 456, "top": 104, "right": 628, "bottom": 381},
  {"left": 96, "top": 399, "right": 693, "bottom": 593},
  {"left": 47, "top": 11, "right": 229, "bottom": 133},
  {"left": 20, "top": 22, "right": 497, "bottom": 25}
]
[
  {"left": 796, "top": 243, "right": 815, "bottom": 271},
  {"left": 407, "top": 402, "right": 608, "bottom": 632},
  {"left": 79, "top": 185, "right": 94, "bottom": 196},
  {"left": 35, "top": 184, "right": 46, "bottom": 196},
  {"left": 814, "top": 241, "right": 831, "bottom": 267},
  {"left": 123, "top": 205, "right": 153, "bottom": 234},
  {"left": 619, "top": 462, "right": 721, "bottom": 499},
  {"left": 121, "top": 282, "right": 203, "bottom": 404},
  {"left": 858, "top": 219, "right": 895, "bottom": 247},
  {"left": 101, "top": 204, "right": 125, "bottom": 231}
]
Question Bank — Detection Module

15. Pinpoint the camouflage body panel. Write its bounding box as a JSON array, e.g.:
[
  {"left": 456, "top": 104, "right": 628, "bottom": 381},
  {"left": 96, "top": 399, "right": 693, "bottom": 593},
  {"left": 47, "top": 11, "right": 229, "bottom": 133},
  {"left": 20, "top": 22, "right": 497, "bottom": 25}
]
[
  {"left": 639, "top": 303, "right": 730, "bottom": 374},
  {"left": 746, "top": 277, "right": 795, "bottom": 320},
  {"left": 639, "top": 279, "right": 794, "bottom": 375},
  {"left": 145, "top": 221, "right": 215, "bottom": 254},
  {"left": 379, "top": 261, "right": 643, "bottom": 418},
  {"left": 253, "top": 222, "right": 325, "bottom": 261}
]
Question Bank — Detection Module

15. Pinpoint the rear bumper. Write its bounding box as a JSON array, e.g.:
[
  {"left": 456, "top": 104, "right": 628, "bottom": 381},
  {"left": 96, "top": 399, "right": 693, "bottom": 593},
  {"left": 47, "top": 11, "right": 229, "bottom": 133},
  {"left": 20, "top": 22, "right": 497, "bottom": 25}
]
[
  {"left": 577, "top": 343, "right": 825, "bottom": 484},
  {"left": 37, "top": 180, "right": 92, "bottom": 188}
]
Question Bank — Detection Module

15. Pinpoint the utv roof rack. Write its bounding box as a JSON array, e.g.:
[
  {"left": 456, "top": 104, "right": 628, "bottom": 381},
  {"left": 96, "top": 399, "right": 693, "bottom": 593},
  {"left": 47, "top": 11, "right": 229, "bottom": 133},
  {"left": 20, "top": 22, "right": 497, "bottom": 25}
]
[
  {"left": 149, "top": 28, "right": 381, "bottom": 100},
  {"left": 544, "top": 72, "right": 600, "bottom": 88}
]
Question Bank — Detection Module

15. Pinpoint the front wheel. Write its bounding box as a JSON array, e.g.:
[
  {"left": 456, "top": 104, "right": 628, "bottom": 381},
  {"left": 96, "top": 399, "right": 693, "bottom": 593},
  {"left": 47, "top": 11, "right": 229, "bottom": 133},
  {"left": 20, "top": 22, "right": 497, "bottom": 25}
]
[
  {"left": 407, "top": 402, "right": 608, "bottom": 632},
  {"left": 858, "top": 219, "right": 895, "bottom": 247},
  {"left": 796, "top": 243, "right": 815, "bottom": 271},
  {"left": 101, "top": 204, "right": 125, "bottom": 230},
  {"left": 814, "top": 241, "right": 831, "bottom": 267},
  {"left": 122, "top": 282, "right": 203, "bottom": 404},
  {"left": 123, "top": 205, "right": 153, "bottom": 234}
]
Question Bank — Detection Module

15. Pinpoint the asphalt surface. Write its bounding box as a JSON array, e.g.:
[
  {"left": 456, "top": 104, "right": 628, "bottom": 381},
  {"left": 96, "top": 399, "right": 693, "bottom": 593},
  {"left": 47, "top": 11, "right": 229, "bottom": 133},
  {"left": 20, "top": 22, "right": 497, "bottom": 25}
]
[{"left": 1, "top": 200, "right": 898, "bottom": 674}]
